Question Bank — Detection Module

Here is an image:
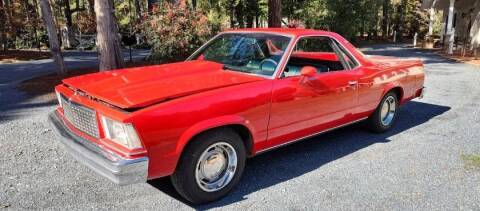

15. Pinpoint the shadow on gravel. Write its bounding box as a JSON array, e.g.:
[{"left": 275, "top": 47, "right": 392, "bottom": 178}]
[
  {"left": 0, "top": 101, "right": 57, "bottom": 123},
  {"left": 0, "top": 85, "right": 57, "bottom": 123},
  {"left": 148, "top": 101, "right": 450, "bottom": 209}
]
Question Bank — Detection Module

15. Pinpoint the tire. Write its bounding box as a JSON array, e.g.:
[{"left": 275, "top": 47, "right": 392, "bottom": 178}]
[
  {"left": 171, "top": 128, "right": 246, "bottom": 204},
  {"left": 366, "top": 91, "right": 399, "bottom": 133}
]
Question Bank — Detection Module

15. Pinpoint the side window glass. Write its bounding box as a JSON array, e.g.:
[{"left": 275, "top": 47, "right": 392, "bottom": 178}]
[
  {"left": 295, "top": 37, "right": 335, "bottom": 52},
  {"left": 283, "top": 37, "right": 346, "bottom": 78},
  {"left": 333, "top": 41, "right": 359, "bottom": 69}
]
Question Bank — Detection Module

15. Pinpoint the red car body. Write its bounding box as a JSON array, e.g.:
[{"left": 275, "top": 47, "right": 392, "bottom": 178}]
[{"left": 50, "top": 28, "right": 425, "bottom": 185}]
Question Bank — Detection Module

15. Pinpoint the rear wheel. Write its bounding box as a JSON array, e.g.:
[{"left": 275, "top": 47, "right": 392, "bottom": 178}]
[
  {"left": 367, "top": 92, "right": 399, "bottom": 133},
  {"left": 171, "top": 128, "right": 246, "bottom": 204}
]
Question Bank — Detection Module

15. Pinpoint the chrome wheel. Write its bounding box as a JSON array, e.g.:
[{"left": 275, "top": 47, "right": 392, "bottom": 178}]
[
  {"left": 195, "top": 142, "right": 238, "bottom": 192},
  {"left": 380, "top": 95, "right": 396, "bottom": 126}
]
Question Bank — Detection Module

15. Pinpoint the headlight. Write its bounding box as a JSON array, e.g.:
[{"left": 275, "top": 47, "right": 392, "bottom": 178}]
[
  {"left": 100, "top": 116, "right": 143, "bottom": 150},
  {"left": 55, "top": 91, "right": 63, "bottom": 108}
]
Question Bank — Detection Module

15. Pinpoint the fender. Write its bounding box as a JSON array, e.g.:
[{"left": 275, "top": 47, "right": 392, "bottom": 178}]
[
  {"left": 174, "top": 115, "right": 256, "bottom": 156},
  {"left": 381, "top": 82, "right": 404, "bottom": 102}
]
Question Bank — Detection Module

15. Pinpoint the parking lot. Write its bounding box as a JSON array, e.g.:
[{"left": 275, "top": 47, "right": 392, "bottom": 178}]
[{"left": 1, "top": 44, "right": 479, "bottom": 210}]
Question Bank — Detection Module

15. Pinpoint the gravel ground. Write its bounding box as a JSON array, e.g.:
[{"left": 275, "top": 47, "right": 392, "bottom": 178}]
[{"left": 1, "top": 44, "right": 480, "bottom": 210}]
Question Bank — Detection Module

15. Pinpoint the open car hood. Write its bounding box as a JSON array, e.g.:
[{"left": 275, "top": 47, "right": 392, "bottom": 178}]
[{"left": 62, "top": 60, "right": 265, "bottom": 109}]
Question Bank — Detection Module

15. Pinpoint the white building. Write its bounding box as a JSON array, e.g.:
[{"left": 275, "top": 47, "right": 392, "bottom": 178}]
[{"left": 422, "top": 0, "right": 480, "bottom": 56}]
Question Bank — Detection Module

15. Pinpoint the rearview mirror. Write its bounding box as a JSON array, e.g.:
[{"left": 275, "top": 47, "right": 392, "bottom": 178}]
[{"left": 300, "top": 66, "right": 317, "bottom": 77}]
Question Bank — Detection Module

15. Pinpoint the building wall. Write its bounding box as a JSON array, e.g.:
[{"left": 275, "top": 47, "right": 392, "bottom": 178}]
[{"left": 454, "top": 0, "right": 480, "bottom": 41}]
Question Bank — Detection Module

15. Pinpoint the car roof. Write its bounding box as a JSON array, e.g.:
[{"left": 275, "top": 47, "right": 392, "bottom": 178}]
[
  {"left": 223, "top": 28, "right": 339, "bottom": 37},
  {"left": 222, "top": 27, "right": 372, "bottom": 66}
]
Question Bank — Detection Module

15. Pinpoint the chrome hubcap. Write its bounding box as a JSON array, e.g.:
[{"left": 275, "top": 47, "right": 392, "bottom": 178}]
[
  {"left": 195, "top": 142, "right": 237, "bottom": 192},
  {"left": 380, "top": 95, "right": 396, "bottom": 126}
]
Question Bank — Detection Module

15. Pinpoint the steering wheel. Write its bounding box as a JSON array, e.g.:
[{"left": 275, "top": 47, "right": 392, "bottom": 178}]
[{"left": 259, "top": 58, "right": 278, "bottom": 72}]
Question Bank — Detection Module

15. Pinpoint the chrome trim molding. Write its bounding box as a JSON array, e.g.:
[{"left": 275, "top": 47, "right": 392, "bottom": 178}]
[
  {"left": 48, "top": 111, "right": 149, "bottom": 185},
  {"left": 256, "top": 117, "right": 368, "bottom": 154},
  {"left": 275, "top": 34, "right": 363, "bottom": 79}
]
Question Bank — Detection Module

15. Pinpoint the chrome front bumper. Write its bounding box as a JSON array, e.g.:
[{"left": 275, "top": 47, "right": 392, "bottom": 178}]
[{"left": 48, "top": 111, "right": 148, "bottom": 185}]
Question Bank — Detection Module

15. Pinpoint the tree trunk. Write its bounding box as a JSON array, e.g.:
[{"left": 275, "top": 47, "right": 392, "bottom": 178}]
[
  {"left": 63, "top": 0, "right": 77, "bottom": 48},
  {"left": 2, "top": 0, "right": 13, "bottom": 50},
  {"left": 245, "top": 0, "right": 257, "bottom": 28},
  {"left": 86, "top": 0, "right": 94, "bottom": 14},
  {"left": 134, "top": 0, "right": 141, "bottom": 19},
  {"left": 94, "top": 0, "right": 124, "bottom": 71},
  {"left": 63, "top": 0, "right": 72, "bottom": 25},
  {"left": 268, "top": 0, "right": 282, "bottom": 28},
  {"left": 23, "top": 0, "right": 35, "bottom": 49},
  {"left": 373, "top": 2, "right": 380, "bottom": 38},
  {"left": 235, "top": 0, "right": 245, "bottom": 28},
  {"left": 360, "top": 14, "right": 365, "bottom": 39},
  {"left": 255, "top": 6, "right": 259, "bottom": 28},
  {"left": 39, "top": 0, "right": 67, "bottom": 75},
  {"left": 191, "top": 0, "right": 196, "bottom": 10},
  {"left": 397, "top": 0, "right": 406, "bottom": 41},
  {"left": 31, "top": 0, "right": 40, "bottom": 50},
  {"left": 0, "top": 0, "right": 6, "bottom": 51},
  {"left": 382, "top": 0, "right": 390, "bottom": 38},
  {"left": 246, "top": 16, "right": 254, "bottom": 28},
  {"left": 228, "top": 0, "right": 235, "bottom": 28}
]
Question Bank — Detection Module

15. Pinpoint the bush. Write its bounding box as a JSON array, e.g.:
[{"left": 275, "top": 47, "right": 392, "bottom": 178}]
[{"left": 140, "top": 3, "right": 218, "bottom": 63}]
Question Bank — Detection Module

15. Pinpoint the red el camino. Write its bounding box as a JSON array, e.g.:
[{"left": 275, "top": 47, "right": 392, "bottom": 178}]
[{"left": 49, "top": 28, "right": 425, "bottom": 204}]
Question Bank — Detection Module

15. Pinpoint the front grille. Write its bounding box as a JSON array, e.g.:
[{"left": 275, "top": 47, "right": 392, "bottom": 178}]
[{"left": 60, "top": 95, "right": 100, "bottom": 138}]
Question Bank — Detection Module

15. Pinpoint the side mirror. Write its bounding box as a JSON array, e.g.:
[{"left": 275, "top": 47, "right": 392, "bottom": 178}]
[{"left": 300, "top": 66, "right": 317, "bottom": 77}]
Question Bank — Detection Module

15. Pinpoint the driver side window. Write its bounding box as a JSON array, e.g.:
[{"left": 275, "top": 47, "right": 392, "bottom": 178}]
[{"left": 283, "top": 36, "right": 347, "bottom": 78}]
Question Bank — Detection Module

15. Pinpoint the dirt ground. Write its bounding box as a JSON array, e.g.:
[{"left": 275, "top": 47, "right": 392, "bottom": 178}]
[
  {"left": 434, "top": 49, "right": 480, "bottom": 66},
  {"left": 0, "top": 50, "right": 50, "bottom": 63}
]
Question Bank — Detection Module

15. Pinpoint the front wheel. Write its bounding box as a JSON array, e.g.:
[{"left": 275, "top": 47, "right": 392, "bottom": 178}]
[
  {"left": 171, "top": 128, "right": 246, "bottom": 204},
  {"left": 366, "top": 92, "right": 399, "bottom": 133}
]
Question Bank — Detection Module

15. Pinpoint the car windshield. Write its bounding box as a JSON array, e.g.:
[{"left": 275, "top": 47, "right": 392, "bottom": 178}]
[{"left": 190, "top": 33, "right": 292, "bottom": 77}]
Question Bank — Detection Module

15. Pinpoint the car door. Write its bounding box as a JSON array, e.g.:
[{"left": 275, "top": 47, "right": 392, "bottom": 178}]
[{"left": 266, "top": 36, "right": 360, "bottom": 147}]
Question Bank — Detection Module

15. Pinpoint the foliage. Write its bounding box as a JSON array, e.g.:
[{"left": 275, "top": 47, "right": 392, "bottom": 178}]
[
  {"left": 197, "top": 0, "right": 231, "bottom": 28},
  {"left": 140, "top": 2, "right": 218, "bottom": 62},
  {"left": 326, "top": 0, "right": 363, "bottom": 40},
  {"left": 2, "top": 0, "right": 432, "bottom": 58},
  {"left": 1, "top": 0, "right": 43, "bottom": 49},
  {"left": 293, "top": 0, "right": 428, "bottom": 41},
  {"left": 283, "top": 0, "right": 308, "bottom": 20},
  {"left": 301, "top": 0, "right": 328, "bottom": 29},
  {"left": 76, "top": 10, "right": 96, "bottom": 34},
  {"left": 404, "top": 0, "right": 429, "bottom": 38}
]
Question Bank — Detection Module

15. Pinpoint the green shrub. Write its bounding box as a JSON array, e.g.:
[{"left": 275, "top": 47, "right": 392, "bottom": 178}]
[{"left": 140, "top": 3, "right": 219, "bottom": 63}]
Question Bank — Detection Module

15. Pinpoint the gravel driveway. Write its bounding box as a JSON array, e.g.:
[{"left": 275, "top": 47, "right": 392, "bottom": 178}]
[{"left": 1, "top": 44, "right": 479, "bottom": 210}]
